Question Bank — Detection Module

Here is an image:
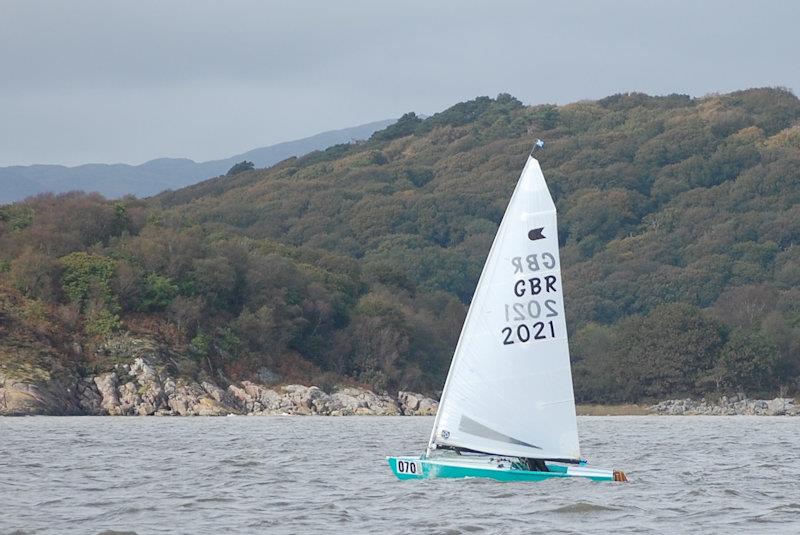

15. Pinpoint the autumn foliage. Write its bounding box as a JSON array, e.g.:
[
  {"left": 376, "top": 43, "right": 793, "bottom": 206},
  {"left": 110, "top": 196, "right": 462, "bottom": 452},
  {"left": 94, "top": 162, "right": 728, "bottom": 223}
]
[{"left": 2, "top": 88, "right": 800, "bottom": 400}]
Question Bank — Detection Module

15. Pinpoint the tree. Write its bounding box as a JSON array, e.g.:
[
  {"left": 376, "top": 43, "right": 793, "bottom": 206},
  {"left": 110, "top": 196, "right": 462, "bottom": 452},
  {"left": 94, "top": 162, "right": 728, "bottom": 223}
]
[
  {"left": 571, "top": 323, "right": 617, "bottom": 402},
  {"left": 227, "top": 161, "right": 255, "bottom": 176},
  {"left": 371, "top": 112, "right": 422, "bottom": 141},
  {"left": 8, "top": 249, "right": 62, "bottom": 302},
  {"left": 563, "top": 188, "right": 644, "bottom": 244},
  {"left": 610, "top": 304, "right": 724, "bottom": 400},
  {"left": 190, "top": 256, "right": 238, "bottom": 311},
  {"left": 2, "top": 88, "right": 800, "bottom": 399},
  {"left": 714, "top": 331, "right": 778, "bottom": 394},
  {"left": 59, "top": 252, "right": 117, "bottom": 310},
  {"left": 138, "top": 273, "right": 179, "bottom": 311},
  {"left": 344, "top": 292, "right": 412, "bottom": 390}
]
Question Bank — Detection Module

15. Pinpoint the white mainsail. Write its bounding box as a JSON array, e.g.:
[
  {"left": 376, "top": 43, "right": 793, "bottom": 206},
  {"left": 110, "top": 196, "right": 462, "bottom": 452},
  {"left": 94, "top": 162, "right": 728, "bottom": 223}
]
[{"left": 427, "top": 156, "right": 580, "bottom": 461}]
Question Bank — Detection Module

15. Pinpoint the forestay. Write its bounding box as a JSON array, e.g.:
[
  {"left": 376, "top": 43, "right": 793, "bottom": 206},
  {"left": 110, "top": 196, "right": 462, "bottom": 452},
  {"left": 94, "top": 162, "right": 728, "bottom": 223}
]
[{"left": 428, "top": 156, "right": 580, "bottom": 461}]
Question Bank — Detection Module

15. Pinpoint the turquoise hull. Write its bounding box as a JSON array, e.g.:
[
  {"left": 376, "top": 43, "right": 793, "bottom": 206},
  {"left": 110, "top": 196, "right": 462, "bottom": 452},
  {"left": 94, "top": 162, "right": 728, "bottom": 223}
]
[{"left": 387, "top": 455, "right": 622, "bottom": 482}]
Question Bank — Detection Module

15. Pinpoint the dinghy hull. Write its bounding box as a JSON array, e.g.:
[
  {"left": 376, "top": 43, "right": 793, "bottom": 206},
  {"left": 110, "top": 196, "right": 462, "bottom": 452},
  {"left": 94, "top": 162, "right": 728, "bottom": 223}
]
[{"left": 387, "top": 456, "right": 622, "bottom": 482}]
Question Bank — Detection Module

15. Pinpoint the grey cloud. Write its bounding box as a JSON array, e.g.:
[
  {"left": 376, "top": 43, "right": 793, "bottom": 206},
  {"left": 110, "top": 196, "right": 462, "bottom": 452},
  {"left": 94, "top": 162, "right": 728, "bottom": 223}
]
[{"left": 0, "top": 0, "right": 798, "bottom": 166}]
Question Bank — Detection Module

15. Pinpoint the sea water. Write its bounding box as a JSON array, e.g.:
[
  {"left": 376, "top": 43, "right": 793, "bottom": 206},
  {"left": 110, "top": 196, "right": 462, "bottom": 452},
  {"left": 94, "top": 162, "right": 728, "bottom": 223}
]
[{"left": 1, "top": 416, "right": 799, "bottom": 534}]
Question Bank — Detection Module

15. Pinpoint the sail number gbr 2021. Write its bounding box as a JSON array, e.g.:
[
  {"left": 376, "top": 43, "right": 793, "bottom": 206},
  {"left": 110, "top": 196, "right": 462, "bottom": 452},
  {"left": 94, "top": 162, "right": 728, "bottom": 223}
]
[{"left": 502, "top": 321, "right": 556, "bottom": 345}]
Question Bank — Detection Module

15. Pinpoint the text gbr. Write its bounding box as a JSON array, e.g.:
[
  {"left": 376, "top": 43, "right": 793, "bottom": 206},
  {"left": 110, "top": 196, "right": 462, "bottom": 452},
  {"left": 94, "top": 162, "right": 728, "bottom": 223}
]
[{"left": 502, "top": 253, "right": 560, "bottom": 346}]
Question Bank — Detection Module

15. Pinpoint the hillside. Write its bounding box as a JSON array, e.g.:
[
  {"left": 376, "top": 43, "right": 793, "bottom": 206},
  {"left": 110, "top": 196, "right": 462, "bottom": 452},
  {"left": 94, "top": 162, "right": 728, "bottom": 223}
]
[
  {"left": 0, "top": 119, "right": 394, "bottom": 203},
  {"left": 2, "top": 88, "right": 799, "bottom": 405}
]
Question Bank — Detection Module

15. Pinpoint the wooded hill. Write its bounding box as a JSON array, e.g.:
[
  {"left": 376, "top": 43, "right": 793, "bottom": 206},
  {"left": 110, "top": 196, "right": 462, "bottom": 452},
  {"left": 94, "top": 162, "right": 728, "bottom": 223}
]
[{"left": 2, "top": 88, "right": 799, "bottom": 402}]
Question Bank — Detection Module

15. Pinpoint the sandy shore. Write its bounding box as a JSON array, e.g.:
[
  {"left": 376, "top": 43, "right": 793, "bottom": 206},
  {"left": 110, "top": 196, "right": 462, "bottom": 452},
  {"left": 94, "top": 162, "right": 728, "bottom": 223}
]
[{"left": 576, "top": 404, "right": 651, "bottom": 416}]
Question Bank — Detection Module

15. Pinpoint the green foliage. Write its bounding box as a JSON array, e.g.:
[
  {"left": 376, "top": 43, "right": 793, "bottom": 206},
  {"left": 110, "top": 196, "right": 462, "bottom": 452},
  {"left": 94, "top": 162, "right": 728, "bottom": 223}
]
[
  {"left": 356, "top": 150, "right": 388, "bottom": 166},
  {"left": 715, "top": 331, "right": 779, "bottom": 393},
  {"left": 138, "top": 273, "right": 179, "bottom": 311},
  {"left": 9, "top": 250, "right": 62, "bottom": 302},
  {"left": 296, "top": 143, "right": 352, "bottom": 166},
  {"left": 0, "top": 205, "right": 34, "bottom": 231},
  {"left": 610, "top": 304, "right": 724, "bottom": 401},
  {"left": 227, "top": 161, "right": 255, "bottom": 176},
  {"left": 531, "top": 105, "right": 559, "bottom": 130},
  {"left": 215, "top": 326, "right": 242, "bottom": 360},
  {"left": 190, "top": 329, "right": 211, "bottom": 357},
  {"left": 371, "top": 112, "right": 422, "bottom": 141},
  {"left": 85, "top": 307, "right": 121, "bottom": 337},
  {"left": 563, "top": 188, "right": 645, "bottom": 243},
  {"left": 59, "top": 252, "right": 117, "bottom": 310},
  {"left": 3, "top": 88, "right": 800, "bottom": 399},
  {"left": 403, "top": 167, "right": 435, "bottom": 187}
]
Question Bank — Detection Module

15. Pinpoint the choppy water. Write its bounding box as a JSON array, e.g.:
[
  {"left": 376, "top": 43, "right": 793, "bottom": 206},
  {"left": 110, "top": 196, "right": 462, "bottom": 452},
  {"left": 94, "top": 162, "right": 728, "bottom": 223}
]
[{"left": 1, "top": 416, "right": 799, "bottom": 534}]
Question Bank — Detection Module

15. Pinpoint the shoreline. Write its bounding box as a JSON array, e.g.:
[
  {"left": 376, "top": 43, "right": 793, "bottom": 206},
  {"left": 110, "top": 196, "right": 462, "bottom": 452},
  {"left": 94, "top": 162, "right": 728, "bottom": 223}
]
[
  {"left": 577, "top": 397, "right": 800, "bottom": 416},
  {"left": 3, "top": 335, "right": 797, "bottom": 417},
  {"left": 3, "top": 401, "right": 799, "bottom": 417},
  {"left": 575, "top": 404, "right": 650, "bottom": 416}
]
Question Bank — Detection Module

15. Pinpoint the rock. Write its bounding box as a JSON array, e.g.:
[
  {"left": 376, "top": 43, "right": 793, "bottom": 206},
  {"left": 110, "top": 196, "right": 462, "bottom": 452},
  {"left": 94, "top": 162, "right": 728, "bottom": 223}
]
[
  {"left": 399, "top": 391, "right": 421, "bottom": 413},
  {"left": 0, "top": 362, "right": 84, "bottom": 416},
  {"left": 168, "top": 393, "right": 190, "bottom": 416},
  {"left": 94, "top": 372, "right": 122, "bottom": 415},
  {"left": 283, "top": 384, "right": 315, "bottom": 414},
  {"left": 416, "top": 397, "right": 439, "bottom": 416},
  {"left": 329, "top": 387, "right": 401, "bottom": 415},
  {"left": 0, "top": 377, "right": 50, "bottom": 415},
  {"left": 398, "top": 391, "right": 438, "bottom": 415},
  {"left": 119, "top": 381, "right": 144, "bottom": 415},
  {"left": 77, "top": 377, "right": 104, "bottom": 415},
  {"left": 86, "top": 338, "right": 238, "bottom": 416},
  {"left": 192, "top": 397, "right": 230, "bottom": 416},
  {"left": 227, "top": 383, "right": 255, "bottom": 412},
  {"left": 767, "top": 397, "right": 792, "bottom": 416},
  {"left": 164, "top": 381, "right": 227, "bottom": 416},
  {"left": 163, "top": 377, "right": 177, "bottom": 397},
  {"left": 229, "top": 381, "right": 283, "bottom": 414},
  {"left": 649, "top": 396, "right": 800, "bottom": 416},
  {"left": 225, "top": 382, "right": 406, "bottom": 416},
  {"left": 202, "top": 381, "right": 237, "bottom": 410},
  {"left": 257, "top": 388, "right": 283, "bottom": 412}
]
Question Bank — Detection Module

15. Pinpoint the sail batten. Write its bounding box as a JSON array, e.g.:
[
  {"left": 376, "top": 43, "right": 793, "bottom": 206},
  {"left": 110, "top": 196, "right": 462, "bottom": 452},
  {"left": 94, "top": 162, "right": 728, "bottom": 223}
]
[{"left": 427, "top": 156, "right": 580, "bottom": 461}]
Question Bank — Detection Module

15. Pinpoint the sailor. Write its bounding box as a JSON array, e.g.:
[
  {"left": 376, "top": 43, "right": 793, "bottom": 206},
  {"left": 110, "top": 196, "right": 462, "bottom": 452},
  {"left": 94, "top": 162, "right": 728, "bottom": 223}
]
[{"left": 524, "top": 458, "right": 549, "bottom": 472}]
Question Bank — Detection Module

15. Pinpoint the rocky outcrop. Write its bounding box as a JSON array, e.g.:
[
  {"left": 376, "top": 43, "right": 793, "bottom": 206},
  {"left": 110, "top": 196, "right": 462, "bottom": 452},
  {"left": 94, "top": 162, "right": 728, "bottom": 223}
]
[
  {"left": 80, "top": 369, "right": 427, "bottom": 416},
  {"left": 0, "top": 368, "right": 83, "bottom": 416},
  {"left": 226, "top": 383, "right": 404, "bottom": 415},
  {"left": 0, "top": 334, "right": 441, "bottom": 416},
  {"left": 7, "top": 336, "right": 800, "bottom": 418},
  {"left": 398, "top": 391, "right": 439, "bottom": 415},
  {"left": 649, "top": 396, "right": 800, "bottom": 416},
  {"left": 76, "top": 377, "right": 104, "bottom": 415},
  {"left": 84, "top": 362, "right": 231, "bottom": 417}
]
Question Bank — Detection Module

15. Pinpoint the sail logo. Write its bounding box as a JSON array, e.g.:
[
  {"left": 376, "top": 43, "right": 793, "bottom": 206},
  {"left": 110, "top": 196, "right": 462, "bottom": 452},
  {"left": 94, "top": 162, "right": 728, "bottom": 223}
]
[{"left": 528, "top": 227, "right": 546, "bottom": 241}]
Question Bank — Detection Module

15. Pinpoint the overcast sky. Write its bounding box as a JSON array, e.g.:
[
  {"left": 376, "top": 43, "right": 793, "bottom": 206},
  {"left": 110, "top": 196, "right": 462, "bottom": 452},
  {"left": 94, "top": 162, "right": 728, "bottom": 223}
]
[{"left": 1, "top": 0, "right": 798, "bottom": 167}]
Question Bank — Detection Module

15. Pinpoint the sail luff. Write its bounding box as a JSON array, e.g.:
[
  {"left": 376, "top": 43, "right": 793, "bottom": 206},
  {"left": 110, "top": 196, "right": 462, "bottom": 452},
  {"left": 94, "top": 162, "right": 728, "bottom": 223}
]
[{"left": 425, "top": 158, "right": 533, "bottom": 457}]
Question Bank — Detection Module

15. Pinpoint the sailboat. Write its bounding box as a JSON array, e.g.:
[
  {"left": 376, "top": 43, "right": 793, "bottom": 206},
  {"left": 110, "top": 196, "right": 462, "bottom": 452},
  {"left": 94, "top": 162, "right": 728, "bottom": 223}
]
[{"left": 388, "top": 146, "right": 627, "bottom": 482}]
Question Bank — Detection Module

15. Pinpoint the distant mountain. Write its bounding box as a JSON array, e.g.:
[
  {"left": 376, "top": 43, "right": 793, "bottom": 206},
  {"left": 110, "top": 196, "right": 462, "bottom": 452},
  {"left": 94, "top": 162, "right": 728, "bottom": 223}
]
[{"left": 0, "top": 119, "right": 395, "bottom": 203}]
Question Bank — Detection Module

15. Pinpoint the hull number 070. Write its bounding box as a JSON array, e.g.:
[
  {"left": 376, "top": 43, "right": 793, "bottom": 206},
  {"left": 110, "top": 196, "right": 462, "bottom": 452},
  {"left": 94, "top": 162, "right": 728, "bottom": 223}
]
[{"left": 396, "top": 460, "right": 420, "bottom": 474}]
